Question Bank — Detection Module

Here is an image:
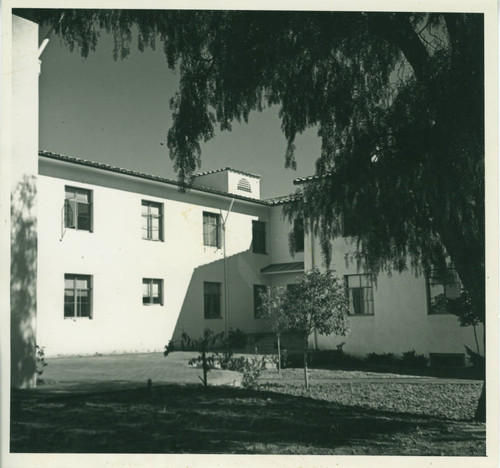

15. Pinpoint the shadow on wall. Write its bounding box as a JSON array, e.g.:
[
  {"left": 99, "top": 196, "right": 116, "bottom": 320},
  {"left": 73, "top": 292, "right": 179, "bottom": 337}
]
[
  {"left": 171, "top": 249, "right": 270, "bottom": 345},
  {"left": 11, "top": 175, "right": 37, "bottom": 388}
]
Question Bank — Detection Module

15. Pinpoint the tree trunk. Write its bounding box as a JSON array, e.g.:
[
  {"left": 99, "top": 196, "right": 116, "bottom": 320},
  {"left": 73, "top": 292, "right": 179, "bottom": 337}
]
[
  {"left": 473, "top": 324, "right": 480, "bottom": 357},
  {"left": 202, "top": 346, "right": 208, "bottom": 389},
  {"left": 303, "top": 336, "right": 309, "bottom": 390},
  {"left": 474, "top": 383, "right": 486, "bottom": 422},
  {"left": 277, "top": 333, "right": 281, "bottom": 374}
]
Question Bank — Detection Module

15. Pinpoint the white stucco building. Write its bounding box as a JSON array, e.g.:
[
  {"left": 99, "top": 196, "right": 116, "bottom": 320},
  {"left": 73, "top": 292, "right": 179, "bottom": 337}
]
[
  {"left": 10, "top": 14, "right": 483, "bottom": 375},
  {"left": 34, "top": 150, "right": 483, "bottom": 364}
]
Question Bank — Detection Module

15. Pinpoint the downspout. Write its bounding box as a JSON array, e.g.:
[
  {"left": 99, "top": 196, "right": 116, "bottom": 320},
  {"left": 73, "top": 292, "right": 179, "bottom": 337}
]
[{"left": 222, "top": 198, "right": 235, "bottom": 344}]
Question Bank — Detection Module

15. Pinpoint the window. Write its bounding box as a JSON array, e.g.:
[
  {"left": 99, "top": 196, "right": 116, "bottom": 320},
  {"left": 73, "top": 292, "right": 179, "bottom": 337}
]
[
  {"left": 203, "top": 212, "right": 221, "bottom": 247},
  {"left": 142, "top": 200, "right": 163, "bottom": 241},
  {"left": 345, "top": 274, "right": 374, "bottom": 315},
  {"left": 427, "top": 268, "right": 461, "bottom": 315},
  {"left": 252, "top": 220, "right": 266, "bottom": 254},
  {"left": 64, "top": 274, "right": 92, "bottom": 318},
  {"left": 293, "top": 218, "right": 304, "bottom": 252},
  {"left": 237, "top": 178, "right": 252, "bottom": 193},
  {"left": 142, "top": 278, "right": 163, "bottom": 305},
  {"left": 253, "top": 285, "right": 267, "bottom": 319},
  {"left": 204, "top": 282, "right": 222, "bottom": 319},
  {"left": 65, "top": 186, "right": 92, "bottom": 231}
]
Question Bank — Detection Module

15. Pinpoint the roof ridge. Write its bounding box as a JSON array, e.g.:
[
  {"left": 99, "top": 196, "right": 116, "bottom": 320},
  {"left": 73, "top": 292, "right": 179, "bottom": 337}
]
[
  {"left": 39, "top": 150, "right": 272, "bottom": 205},
  {"left": 193, "top": 167, "right": 261, "bottom": 179}
]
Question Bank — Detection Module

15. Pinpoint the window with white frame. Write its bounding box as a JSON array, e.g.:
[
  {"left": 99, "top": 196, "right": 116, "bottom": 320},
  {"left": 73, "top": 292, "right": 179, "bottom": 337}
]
[
  {"left": 204, "top": 282, "right": 222, "bottom": 319},
  {"left": 427, "top": 268, "right": 461, "bottom": 315},
  {"left": 345, "top": 274, "right": 374, "bottom": 315},
  {"left": 65, "top": 186, "right": 92, "bottom": 231},
  {"left": 203, "top": 212, "right": 221, "bottom": 247},
  {"left": 142, "top": 278, "right": 163, "bottom": 305},
  {"left": 64, "top": 274, "right": 92, "bottom": 318},
  {"left": 142, "top": 200, "right": 163, "bottom": 241}
]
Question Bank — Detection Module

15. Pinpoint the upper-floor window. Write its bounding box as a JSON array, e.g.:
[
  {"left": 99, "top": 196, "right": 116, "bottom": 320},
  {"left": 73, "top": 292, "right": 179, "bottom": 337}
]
[
  {"left": 345, "top": 274, "right": 374, "bottom": 315},
  {"left": 142, "top": 200, "right": 163, "bottom": 241},
  {"left": 203, "top": 212, "right": 221, "bottom": 248},
  {"left": 142, "top": 278, "right": 163, "bottom": 305},
  {"left": 237, "top": 178, "right": 252, "bottom": 193},
  {"left": 252, "top": 220, "right": 266, "bottom": 254},
  {"left": 293, "top": 218, "right": 304, "bottom": 252},
  {"left": 427, "top": 268, "right": 461, "bottom": 315},
  {"left": 204, "top": 282, "right": 222, "bottom": 319},
  {"left": 65, "top": 186, "right": 92, "bottom": 231},
  {"left": 64, "top": 274, "right": 92, "bottom": 318}
]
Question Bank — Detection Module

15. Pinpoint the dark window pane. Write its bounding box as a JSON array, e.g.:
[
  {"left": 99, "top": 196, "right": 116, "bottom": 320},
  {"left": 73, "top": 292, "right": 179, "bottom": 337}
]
[
  {"left": 252, "top": 221, "right": 266, "bottom": 253},
  {"left": 204, "top": 282, "right": 221, "bottom": 318},
  {"left": 345, "top": 274, "right": 374, "bottom": 315},
  {"left": 293, "top": 219, "right": 304, "bottom": 252}
]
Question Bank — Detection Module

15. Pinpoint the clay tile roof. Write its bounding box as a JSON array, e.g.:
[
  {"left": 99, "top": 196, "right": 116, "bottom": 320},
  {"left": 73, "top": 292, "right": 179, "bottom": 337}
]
[
  {"left": 193, "top": 167, "right": 261, "bottom": 179},
  {"left": 38, "top": 150, "right": 270, "bottom": 205}
]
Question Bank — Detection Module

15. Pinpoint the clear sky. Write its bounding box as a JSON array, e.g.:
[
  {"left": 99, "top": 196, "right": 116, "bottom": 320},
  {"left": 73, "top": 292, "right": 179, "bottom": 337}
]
[{"left": 38, "top": 24, "right": 322, "bottom": 199}]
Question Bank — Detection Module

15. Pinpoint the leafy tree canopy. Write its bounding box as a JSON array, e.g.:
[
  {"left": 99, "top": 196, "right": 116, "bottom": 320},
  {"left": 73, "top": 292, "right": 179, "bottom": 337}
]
[{"left": 29, "top": 9, "right": 484, "bottom": 320}]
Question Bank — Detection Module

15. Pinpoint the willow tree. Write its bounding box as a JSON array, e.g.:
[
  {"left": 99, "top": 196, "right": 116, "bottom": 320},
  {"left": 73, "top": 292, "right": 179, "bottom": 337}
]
[{"left": 30, "top": 9, "right": 485, "bottom": 419}]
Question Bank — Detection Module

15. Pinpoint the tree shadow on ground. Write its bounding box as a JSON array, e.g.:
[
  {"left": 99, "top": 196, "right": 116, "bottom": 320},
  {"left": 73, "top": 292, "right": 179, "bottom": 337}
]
[{"left": 10, "top": 383, "right": 485, "bottom": 455}]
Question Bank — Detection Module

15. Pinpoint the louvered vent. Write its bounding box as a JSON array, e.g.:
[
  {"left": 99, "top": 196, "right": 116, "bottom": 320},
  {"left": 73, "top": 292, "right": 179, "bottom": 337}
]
[{"left": 237, "top": 178, "right": 252, "bottom": 192}]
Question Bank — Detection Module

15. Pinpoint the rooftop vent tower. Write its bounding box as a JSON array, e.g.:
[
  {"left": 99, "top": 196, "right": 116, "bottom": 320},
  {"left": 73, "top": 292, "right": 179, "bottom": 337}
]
[{"left": 192, "top": 168, "right": 261, "bottom": 200}]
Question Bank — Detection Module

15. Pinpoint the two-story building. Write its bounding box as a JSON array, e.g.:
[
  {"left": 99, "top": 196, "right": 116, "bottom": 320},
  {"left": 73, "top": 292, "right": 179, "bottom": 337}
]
[
  {"left": 35, "top": 150, "right": 483, "bottom": 365},
  {"left": 10, "top": 14, "right": 482, "bottom": 374}
]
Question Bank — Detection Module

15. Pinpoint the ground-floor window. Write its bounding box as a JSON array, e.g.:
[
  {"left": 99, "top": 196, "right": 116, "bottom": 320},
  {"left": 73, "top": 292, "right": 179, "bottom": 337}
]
[
  {"left": 344, "top": 274, "right": 374, "bottom": 315},
  {"left": 253, "top": 284, "right": 267, "bottom": 318},
  {"left": 142, "top": 278, "right": 163, "bottom": 305},
  {"left": 64, "top": 274, "right": 92, "bottom": 318},
  {"left": 204, "top": 282, "right": 222, "bottom": 319},
  {"left": 426, "top": 268, "right": 461, "bottom": 314}
]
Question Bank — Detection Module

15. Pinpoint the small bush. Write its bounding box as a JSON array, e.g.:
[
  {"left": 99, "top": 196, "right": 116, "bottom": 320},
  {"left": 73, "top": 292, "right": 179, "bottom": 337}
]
[
  {"left": 228, "top": 328, "right": 247, "bottom": 349},
  {"left": 465, "top": 346, "right": 485, "bottom": 376},
  {"left": 36, "top": 345, "right": 47, "bottom": 376},
  {"left": 241, "top": 354, "right": 267, "bottom": 389},
  {"left": 365, "top": 352, "right": 396, "bottom": 366},
  {"left": 270, "top": 349, "right": 291, "bottom": 370},
  {"left": 401, "top": 350, "right": 429, "bottom": 369}
]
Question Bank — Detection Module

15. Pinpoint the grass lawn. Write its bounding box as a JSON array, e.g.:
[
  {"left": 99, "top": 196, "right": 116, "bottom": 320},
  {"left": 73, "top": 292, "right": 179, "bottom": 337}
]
[{"left": 10, "top": 362, "right": 485, "bottom": 456}]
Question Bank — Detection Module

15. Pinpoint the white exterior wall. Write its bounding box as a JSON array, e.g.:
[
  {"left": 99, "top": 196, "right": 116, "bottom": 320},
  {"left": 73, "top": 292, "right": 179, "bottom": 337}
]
[
  {"left": 10, "top": 16, "right": 40, "bottom": 387},
  {"left": 306, "top": 231, "right": 484, "bottom": 358},
  {"left": 227, "top": 171, "right": 260, "bottom": 199},
  {"left": 37, "top": 159, "right": 271, "bottom": 356},
  {"left": 269, "top": 206, "right": 304, "bottom": 265}
]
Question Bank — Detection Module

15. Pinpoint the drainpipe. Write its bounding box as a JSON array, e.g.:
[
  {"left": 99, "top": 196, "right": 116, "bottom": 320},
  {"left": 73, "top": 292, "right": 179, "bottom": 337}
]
[{"left": 221, "top": 198, "right": 235, "bottom": 344}]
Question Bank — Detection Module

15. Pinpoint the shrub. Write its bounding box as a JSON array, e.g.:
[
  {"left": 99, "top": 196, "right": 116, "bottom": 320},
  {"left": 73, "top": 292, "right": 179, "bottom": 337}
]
[
  {"left": 465, "top": 345, "right": 485, "bottom": 376},
  {"left": 401, "top": 350, "right": 429, "bottom": 368},
  {"left": 227, "top": 328, "right": 247, "bottom": 349},
  {"left": 36, "top": 345, "right": 47, "bottom": 377},
  {"left": 365, "top": 352, "right": 396, "bottom": 366},
  {"left": 241, "top": 354, "right": 268, "bottom": 389}
]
